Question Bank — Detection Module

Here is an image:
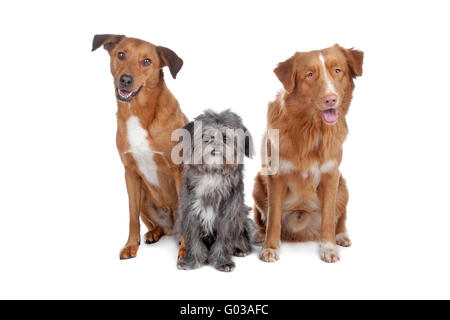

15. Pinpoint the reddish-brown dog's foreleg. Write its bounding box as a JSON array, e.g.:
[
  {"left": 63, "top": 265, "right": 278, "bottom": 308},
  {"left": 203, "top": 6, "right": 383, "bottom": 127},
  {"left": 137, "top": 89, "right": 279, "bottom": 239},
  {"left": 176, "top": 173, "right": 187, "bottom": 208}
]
[
  {"left": 335, "top": 176, "right": 351, "bottom": 247},
  {"left": 119, "top": 169, "right": 142, "bottom": 260},
  {"left": 319, "top": 170, "right": 340, "bottom": 263},
  {"left": 259, "top": 175, "right": 287, "bottom": 263}
]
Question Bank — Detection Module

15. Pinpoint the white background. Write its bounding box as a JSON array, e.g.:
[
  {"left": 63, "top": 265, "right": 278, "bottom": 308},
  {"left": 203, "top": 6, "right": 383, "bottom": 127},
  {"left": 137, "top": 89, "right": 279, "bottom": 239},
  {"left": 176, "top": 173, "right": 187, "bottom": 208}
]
[{"left": 0, "top": 0, "right": 449, "bottom": 299}]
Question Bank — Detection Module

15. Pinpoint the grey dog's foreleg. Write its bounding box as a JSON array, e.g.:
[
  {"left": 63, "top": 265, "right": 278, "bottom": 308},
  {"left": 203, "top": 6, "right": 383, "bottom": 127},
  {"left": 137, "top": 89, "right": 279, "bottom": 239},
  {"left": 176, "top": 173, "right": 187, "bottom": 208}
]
[
  {"left": 209, "top": 226, "right": 235, "bottom": 272},
  {"left": 233, "top": 217, "right": 254, "bottom": 257},
  {"left": 177, "top": 217, "right": 208, "bottom": 270}
]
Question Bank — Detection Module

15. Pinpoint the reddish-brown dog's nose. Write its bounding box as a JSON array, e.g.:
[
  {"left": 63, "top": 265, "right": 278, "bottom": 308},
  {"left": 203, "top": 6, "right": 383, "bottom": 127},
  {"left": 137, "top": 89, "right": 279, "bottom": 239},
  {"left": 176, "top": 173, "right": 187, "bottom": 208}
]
[{"left": 322, "top": 94, "right": 337, "bottom": 107}]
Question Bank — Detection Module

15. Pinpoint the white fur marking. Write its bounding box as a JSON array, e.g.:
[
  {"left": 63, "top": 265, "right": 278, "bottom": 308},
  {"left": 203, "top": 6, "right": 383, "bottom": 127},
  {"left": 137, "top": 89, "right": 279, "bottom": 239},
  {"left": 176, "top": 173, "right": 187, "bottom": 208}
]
[
  {"left": 320, "top": 242, "right": 340, "bottom": 262},
  {"left": 336, "top": 232, "right": 351, "bottom": 247},
  {"left": 310, "top": 162, "right": 321, "bottom": 187},
  {"left": 202, "top": 205, "right": 216, "bottom": 234},
  {"left": 319, "top": 53, "right": 336, "bottom": 95},
  {"left": 321, "top": 242, "right": 336, "bottom": 251},
  {"left": 336, "top": 232, "right": 349, "bottom": 242},
  {"left": 278, "top": 88, "right": 287, "bottom": 108},
  {"left": 308, "top": 199, "right": 320, "bottom": 210},
  {"left": 191, "top": 200, "right": 216, "bottom": 235},
  {"left": 196, "top": 174, "right": 223, "bottom": 196},
  {"left": 259, "top": 248, "right": 279, "bottom": 263},
  {"left": 279, "top": 160, "right": 297, "bottom": 174},
  {"left": 126, "top": 116, "right": 160, "bottom": 187},
  {"left": 302, "top": 160, "right": 337, "bottom": 188},
  {"left": 192, "top": 175, "right": 224, "bottom": 234},
  {"left": 320, "top": 160, "right": 337, "bottom": 173}
]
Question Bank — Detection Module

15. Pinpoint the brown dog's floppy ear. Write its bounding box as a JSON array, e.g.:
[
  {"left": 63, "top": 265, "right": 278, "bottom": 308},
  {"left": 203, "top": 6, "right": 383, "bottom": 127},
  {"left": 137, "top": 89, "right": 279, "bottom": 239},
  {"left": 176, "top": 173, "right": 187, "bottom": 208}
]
[
  {"left": 92, "top": 34, "right": 125, "bottom": 52},
  {"left": 274, "top": 55, "right": 297, "bottom": 93},
  {"left": 340, "top": 46, "right": 364, "bottom": 78},
  {"left": 157, "top": 46, "right": 183, "bottom": 79}
]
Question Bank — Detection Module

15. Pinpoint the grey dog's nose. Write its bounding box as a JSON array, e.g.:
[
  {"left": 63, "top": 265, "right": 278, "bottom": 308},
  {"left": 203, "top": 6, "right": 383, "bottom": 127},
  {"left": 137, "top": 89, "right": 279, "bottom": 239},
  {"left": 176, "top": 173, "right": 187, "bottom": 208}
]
[{"left": 120, "top": 74, "right": 133, "bottom": 87}]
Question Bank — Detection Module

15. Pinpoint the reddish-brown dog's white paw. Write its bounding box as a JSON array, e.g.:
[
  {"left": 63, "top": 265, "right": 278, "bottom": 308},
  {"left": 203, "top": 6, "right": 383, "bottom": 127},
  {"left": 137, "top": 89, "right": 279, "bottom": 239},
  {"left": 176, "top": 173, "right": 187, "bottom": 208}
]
[
  {"left": 320, "top": 242, "right": 340, "bottom": 263},
  {"left": 259, "top": 248, "right": 279, "bottom": 263},
  {"left": 336, "top": 232, "right": 352, "bottom": 247}
]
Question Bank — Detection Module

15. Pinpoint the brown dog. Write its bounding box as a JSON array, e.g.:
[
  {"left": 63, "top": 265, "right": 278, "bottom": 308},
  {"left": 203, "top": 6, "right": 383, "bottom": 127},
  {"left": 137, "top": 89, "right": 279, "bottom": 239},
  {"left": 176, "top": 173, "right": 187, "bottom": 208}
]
[
  {"left": 92, "top": 34, "right": 188, "bottom": 259},
  {"left": 253, "top": 44, "right": 363, "bottom": 263}
]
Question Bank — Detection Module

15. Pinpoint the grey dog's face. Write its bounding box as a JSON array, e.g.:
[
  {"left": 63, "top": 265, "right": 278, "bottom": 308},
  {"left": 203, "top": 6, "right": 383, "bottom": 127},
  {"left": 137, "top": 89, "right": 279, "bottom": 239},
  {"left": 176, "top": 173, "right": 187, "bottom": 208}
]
[
  {"left": 184, "top": 109, "right": 254, "bottom": 169},
  {"left": 199, "top": 126, "right": 237, "bottom": 167}
]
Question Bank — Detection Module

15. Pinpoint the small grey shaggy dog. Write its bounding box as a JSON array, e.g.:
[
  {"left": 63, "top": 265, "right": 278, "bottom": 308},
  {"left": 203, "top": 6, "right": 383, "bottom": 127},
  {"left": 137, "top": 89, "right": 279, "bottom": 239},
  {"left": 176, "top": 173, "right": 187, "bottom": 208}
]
[{"left": 176, "top": 109, "right": 255, "bottom": 272}]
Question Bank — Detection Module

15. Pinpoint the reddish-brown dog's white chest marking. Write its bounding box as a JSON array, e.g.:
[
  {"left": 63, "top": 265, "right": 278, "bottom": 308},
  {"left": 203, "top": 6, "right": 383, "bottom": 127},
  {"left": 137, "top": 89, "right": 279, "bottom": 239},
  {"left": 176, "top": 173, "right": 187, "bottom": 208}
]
[{"left": 126, "top": 115, "right": 161, "bottom": 187}]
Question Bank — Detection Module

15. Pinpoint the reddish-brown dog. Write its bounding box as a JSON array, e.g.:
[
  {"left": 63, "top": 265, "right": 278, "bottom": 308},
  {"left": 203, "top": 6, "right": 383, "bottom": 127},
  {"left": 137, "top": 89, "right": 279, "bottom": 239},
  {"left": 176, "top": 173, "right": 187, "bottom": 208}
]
[
  {"left": 253, "top": 44, "right": 363, "bottom": 263},
  {"left": 92, "top": 34, "right": 188, "bottom": 259}
]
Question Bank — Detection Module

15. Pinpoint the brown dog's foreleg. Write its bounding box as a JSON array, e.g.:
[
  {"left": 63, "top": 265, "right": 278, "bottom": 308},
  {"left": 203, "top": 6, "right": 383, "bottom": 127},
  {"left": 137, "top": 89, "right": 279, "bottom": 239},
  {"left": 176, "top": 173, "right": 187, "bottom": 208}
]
[
  {"left": 120, "top": 169, "right": 142, "bottom": 260},
  {"left": 259, "top": 175, "right": 287, "bottom": 263},
  {"left": 173, "top": 168, "right": 183, "bottom": 197},
  {"left": 335, "top": 175, "right": 351, "bottom": 247},
  {"left": 140, "top": 191, "right": 164, "bottom": 244},
  {"left": 319, "top": 170, "right": 340, "bottom": 263}
]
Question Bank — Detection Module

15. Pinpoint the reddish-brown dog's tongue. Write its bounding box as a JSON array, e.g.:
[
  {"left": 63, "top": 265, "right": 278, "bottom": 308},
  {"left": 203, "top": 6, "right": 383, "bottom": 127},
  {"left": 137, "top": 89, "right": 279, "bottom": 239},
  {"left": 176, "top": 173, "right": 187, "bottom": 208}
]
[{"left": 322, "top": 109, "right": 338, "bottom": 123}]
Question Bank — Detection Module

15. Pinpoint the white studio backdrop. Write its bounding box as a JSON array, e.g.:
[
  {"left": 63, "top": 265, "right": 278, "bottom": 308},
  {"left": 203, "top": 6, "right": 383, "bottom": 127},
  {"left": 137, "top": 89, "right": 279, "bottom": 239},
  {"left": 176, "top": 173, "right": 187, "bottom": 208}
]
[{"left": 0, "top": 0, "right": 449, "bottom": 299}]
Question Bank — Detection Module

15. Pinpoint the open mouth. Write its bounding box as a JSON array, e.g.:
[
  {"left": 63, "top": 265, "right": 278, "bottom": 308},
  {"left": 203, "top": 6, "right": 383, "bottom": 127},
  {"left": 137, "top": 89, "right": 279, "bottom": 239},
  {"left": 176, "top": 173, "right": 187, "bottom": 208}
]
[
  {"left": 211, "top": 150, "right": 222, "bottom": 156},
  {"left": 116, "top": 86, "right": 142, "bottom": 102},
  {"left": 320, "top": 108, "right": 339, "bottom": 124}
]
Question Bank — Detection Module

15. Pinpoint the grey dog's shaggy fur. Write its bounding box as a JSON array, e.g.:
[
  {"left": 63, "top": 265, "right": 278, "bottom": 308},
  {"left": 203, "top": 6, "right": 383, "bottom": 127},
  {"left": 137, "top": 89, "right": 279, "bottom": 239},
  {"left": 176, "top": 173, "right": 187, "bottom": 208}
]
[{"left": 176, "top": 109, "right": 256, "bottom": 272}]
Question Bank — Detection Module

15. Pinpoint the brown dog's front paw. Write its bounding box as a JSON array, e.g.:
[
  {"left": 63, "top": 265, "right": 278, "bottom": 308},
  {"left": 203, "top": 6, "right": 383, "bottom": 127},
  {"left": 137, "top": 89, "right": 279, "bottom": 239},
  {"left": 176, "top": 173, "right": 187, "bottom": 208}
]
[
  {"left": 320, "top": 242, "right": 340, "bottom": 263},
  {"left": 119, "top": 244, "right": 139, "bottom": 260},
  {"left": 259, "top": 248, "right": 279, "bottom": 263},
  {"left": 336, "top": 232, "right": 352, "bottom": 247},
  {"left": 144, "top": 226, "right": 164, "bottom": 244}
]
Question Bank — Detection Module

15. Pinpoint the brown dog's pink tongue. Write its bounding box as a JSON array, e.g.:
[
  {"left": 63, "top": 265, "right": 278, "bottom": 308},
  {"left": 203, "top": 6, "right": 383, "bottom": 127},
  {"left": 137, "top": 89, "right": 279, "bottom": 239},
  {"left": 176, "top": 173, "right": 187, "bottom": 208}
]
[{"left": 322, "top": 108, "right": 338, "bottom": 123}]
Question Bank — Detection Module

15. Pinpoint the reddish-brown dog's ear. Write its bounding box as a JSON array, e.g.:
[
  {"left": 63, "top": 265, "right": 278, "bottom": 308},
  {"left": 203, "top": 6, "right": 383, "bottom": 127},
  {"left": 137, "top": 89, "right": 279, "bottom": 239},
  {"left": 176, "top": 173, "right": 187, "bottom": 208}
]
[
  {"left": 92, "top": 34, "right": 125, "bottom": 52},
  {"left": 341, "top": 46, "right": 364, "bottom": 78},
  {"left": 157, "top": 46, "right": 183, "bottom": 79},
  {"left": 274, "top": 55, "right": 296, "bottom": 93}
]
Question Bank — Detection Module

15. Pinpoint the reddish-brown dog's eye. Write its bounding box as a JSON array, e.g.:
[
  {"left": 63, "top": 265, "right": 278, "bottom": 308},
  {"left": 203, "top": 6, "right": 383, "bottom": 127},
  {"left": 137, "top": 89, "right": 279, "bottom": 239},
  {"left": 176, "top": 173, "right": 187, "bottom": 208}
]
[
  {"left": 142, "top": 58, "right": 152, "bottom": 66},
  {"left": 306, "top": 72, "right": 314, "bottom": 79},
  {"left": 118, "top": 52, "right": 126, "bottom": 60},
  {"left": 335, "top": 68, "right": 341, "bottom": 73}
]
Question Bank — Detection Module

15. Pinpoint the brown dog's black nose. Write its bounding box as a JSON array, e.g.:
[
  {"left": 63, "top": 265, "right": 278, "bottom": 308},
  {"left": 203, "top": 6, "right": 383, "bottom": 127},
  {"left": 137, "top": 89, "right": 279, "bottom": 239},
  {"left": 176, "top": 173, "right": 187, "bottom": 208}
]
[{"left": 120, "top": 74, "right": 133, "bottom": 87}]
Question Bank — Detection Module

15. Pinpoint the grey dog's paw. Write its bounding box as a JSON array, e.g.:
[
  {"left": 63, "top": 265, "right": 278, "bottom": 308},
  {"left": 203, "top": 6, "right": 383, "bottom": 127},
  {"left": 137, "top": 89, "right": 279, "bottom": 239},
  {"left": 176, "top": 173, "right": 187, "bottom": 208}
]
[
  {"left": 177, "top": 259, "right": 201, "bottom": 271},
  {"left": 234, "top": 248, "right": 251, "bottom": 257},
  {"left": 214, "top": 262, "right": 236, "bottom": 272}
]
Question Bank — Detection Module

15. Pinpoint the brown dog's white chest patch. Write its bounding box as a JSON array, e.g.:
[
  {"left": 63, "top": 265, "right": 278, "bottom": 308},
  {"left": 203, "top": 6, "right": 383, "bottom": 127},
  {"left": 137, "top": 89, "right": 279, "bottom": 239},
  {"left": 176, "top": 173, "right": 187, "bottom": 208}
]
[
  {"left": 126, "top": 115, "right": 161, "bottom": 187},
  {"left": 302, "top": 160, "right": 337, "bottom": 188}
]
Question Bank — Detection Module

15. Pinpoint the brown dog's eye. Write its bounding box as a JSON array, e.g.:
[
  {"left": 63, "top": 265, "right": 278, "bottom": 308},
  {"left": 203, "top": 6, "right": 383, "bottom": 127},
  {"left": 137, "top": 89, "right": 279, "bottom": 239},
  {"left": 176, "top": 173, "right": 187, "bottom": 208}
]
[
  {"left": 306, "top": 72, "right": 314, "bottom": 79},
  {"left": 335, "top": 69, "right": 341, "bottom": 73},
  {"left": 142, "top": 58, "right": 152, "bottom": 66},
  {"left": 118, "top": 52, "right": 126, "bottom": 60}
]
